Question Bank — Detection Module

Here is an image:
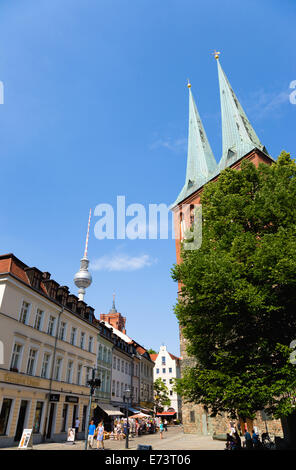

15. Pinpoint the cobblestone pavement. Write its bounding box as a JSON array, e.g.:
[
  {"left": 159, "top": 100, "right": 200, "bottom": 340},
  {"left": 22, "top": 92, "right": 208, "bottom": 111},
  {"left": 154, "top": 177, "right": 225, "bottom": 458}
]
[{"left": 2, "top": 426, "right": 225, "bottom": 451}]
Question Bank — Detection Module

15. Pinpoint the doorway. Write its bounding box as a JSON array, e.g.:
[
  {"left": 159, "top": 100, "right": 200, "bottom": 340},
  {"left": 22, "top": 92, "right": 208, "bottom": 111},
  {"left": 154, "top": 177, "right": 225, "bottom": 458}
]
[
  {"left": 72, "top": 405, "right": 78, "bottom": 428},
  {"left": 46, "top": 403, "right": 56, "bottom": 439},
  {"left": 14, "top": 400, "right": 28, "bottom": 442}
]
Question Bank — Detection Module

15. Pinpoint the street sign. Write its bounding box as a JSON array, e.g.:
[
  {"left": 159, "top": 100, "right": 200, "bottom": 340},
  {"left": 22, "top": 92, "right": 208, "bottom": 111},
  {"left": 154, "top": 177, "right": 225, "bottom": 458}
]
[
  {"left": 18, "top": 429, "right": 33, "bottom": 449},
  {"left": 65, "top": 395, "right": 79, "bottom": 403}
]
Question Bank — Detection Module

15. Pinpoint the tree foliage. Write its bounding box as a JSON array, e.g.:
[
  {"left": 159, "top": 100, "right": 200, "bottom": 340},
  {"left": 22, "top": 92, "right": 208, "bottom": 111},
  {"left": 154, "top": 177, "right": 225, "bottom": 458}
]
[
  {"left": 172, "top": 152, "right": 296, "bottom": 420},
  {"left": 153, "top": 377, "right": 171, "bottom": 413}
]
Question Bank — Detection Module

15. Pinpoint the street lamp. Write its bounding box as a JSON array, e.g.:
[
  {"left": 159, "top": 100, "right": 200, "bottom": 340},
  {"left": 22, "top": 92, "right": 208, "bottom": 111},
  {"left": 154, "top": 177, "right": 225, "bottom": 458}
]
[
  {"left": 123, "top": 387, "right": 132, "bottom": 449},
  {"left": 84, "top": 367, "right": 101, "bottom": 450}
]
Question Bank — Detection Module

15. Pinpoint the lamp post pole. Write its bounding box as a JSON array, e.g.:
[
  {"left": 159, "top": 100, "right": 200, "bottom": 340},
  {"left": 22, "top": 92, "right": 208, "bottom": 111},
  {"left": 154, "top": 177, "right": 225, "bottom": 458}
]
[
  {"left": 123, "top": 387, "right": 131, "bottom": 449},
  {"left": 84, "top": 367, "right": 101, "bottom": 450}
]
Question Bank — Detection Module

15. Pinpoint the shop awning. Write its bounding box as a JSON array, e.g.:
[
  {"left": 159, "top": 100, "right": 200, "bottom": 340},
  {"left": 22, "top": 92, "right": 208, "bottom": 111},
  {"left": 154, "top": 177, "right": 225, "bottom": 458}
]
[
  {"left": 128, "top": 407, "right": 141, "bottom": 414},
  {"left": 97, "top": 403, "right": 124, "bottom": 416},
  {"left": 140, "top": 407, "right": 154, "bottom": 414},
  {"left": 156, "top": 411, "right": 176, "bottom": 416}
]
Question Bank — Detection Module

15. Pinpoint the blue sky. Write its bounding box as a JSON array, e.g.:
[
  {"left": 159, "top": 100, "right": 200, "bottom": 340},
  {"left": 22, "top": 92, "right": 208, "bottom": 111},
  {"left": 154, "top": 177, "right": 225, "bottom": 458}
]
[{"left": 1, "top": 0, "right": 296, "bottom": 356}]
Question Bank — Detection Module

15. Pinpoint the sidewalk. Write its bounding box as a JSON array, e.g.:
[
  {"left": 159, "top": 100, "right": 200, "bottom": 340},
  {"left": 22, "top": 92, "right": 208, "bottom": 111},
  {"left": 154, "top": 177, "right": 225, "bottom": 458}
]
[{"left": 2, "top": 427, "right": 225, "bottom": 451}]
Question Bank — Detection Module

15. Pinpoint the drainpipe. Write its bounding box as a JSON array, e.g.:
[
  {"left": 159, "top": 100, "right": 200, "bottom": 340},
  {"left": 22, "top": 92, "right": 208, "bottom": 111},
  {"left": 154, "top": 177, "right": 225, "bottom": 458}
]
[{"left": 42, "top": 306, "right": 64, "bottom": 441}]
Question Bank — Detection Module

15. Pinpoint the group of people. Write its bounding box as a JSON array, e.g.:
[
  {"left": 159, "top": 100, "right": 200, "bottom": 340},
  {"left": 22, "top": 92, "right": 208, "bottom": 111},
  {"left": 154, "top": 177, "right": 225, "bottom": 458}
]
[
  {"left": 87, "top": 416, "right": 169, "bottom": 448},
  {"left": 226, "top": 421, "right": 263, "bottom": 450},
  {"left": 87, "top": 420, "right": 105, "bottom": 449}
]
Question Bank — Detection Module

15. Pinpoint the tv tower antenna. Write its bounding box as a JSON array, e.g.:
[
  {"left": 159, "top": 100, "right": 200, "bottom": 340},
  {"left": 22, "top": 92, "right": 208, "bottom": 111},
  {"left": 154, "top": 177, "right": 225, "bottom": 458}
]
[{"left": 74, "top": 209, "right": 93, "bottom": 301}]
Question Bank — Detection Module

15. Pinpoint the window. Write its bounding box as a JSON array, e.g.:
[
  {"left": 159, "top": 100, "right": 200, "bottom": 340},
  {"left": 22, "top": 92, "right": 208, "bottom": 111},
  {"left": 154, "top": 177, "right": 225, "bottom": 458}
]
[
  {"left": 77, "top": 364, "right": 82, "bottom": 385},
  {"left": 98, "top": 345, "right": 103, "bottom": 361},
  {"left": 0, "top": 398, "right": 12, "bottom": 435},
  {"left": 33, "top": 401, "right": 43, "bottom": 433},
  {"left": 47, "top": 316, "right": 56, "bottom": 336},
  {"left": 66, "top": 361, "right": 73, "bottom": 383},
  {"left": 121, "top": 383, "right": 123, "bottom": 397},
  {"left": 113, "top": 355, "right": 116, "bottom": 369},
  {"left": 85, "top": 367, "right": 91, "bottom": 385},
  {"left": 112, "top": 380, "right": 115, "bottom": 396},
  {"left": 117, "top": 358, "right": 120, "bottom": 371},
  {"left": 59, "top": 322, "right": 67, "bottom": 341},
  {"left": 88, "top": 336, "right": 93, "bottom": 353},
  {"left": 34, "top": 309, "right": 43, "bottom": 330},
  {"left": 170, "top": 390, "right": 173, "bottom": 396},
  {"left": 169, "top": 379, "right": 173, "bottom": 384},
  {"left": 121, "top": 360, "right": 124, "bottom": 373},
  {"left": 70, "top": 327, "right": 77, "bottom": 346},
  {"left": 19, "top": 301, "right": 30, "bottom": 324},
  {"left": 26, "top": 349, "right": 37, "bottom": 376},
  {"left": 125, "top": 362, "right": 128, "bottom": 374},
  {"left": 169, "top": 368, "right": 172, "bottom": 373},
  {"left": 54, "top": 357, "right": 63, "bottom": 381},
  {"left": 190, "top": 411, "right": 195, "bottom": 423},
  {"left": 41, "top": 353, "right": 51, "bottom": 378},
  {"left": 156, "top": 368, "right": 159, "bottom": 374},
  {"left": 163, "top": 379, "right": 166, "bottom": 384},
  {"left": 116, "top": 381, "right": 119, "bottom": 397},
  {"left": 161, "top": 356, "right": 166, "bottom": 365},
  {"left": 80, "top": 332, "right": 85, "bottom": 349},
  {"left": 162, "top": 368, "right": 166, "bottom": 374},
  {"left": 10, "top": 343, "right": 22, "bottom": 371}
]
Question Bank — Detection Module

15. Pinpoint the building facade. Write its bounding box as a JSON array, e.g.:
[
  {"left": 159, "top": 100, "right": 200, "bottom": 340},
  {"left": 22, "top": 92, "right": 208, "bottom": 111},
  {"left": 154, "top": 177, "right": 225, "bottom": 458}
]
[
  {"left": 100, "top": 304, "right": 154, "bottom": 414},
  {"left": 171, "top": 56, "right": 283, "bottom": 436},
  {"left": 0, "top": 254, "right": 98, "bottom": 447},
  {"left": 150, "top": 345, "right": 182, "bottom": 420},
  {"left": 0, "top": 254, "right": 154, "bottom": 447}
]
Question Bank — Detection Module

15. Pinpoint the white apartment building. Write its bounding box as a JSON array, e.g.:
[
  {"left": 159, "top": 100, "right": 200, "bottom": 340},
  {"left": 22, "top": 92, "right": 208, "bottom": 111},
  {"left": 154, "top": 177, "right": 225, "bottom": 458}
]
[{"left": 150, "top": 345, "right": 182, "bottom": 420}]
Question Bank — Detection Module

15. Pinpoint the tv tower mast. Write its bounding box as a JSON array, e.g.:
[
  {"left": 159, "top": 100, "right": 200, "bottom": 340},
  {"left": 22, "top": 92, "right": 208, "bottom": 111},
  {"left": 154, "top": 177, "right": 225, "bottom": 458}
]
[{"left": 74, "top": 209, "right": 92, "bottom": 301}]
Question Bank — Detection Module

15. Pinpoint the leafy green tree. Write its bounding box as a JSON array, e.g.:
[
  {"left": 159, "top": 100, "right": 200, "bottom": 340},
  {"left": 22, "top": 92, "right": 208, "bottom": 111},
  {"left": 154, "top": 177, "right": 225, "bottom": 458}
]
[
  {"left": 147, "top": 348, "right": 157, "bottom": 355},
  {"left": 172, "top": 152, "right": 296, "bottom": 446},
  {"left": 153, "top": 378, "right": 171, "bottom": 413}
]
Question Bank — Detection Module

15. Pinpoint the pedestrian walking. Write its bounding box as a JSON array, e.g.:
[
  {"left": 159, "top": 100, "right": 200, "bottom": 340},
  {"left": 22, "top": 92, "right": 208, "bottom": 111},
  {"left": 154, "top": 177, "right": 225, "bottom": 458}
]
[
  {"left": 87, "top": 420, "right": 96, "bottom": 449},
  {"left": 96, "top": 421, "right": 105, "bottom": 450},
  {"left": 159, "top": 421, "right": 164, "bottom": 439},
  {"left": 164, "top": 419, "right": 168, "bottom": 432},
  {"left": 252, "top": 429, "right": 260, "bottom": 449},
  {"left": 244, "top": 430, "right": 253, "bottom": 450}
]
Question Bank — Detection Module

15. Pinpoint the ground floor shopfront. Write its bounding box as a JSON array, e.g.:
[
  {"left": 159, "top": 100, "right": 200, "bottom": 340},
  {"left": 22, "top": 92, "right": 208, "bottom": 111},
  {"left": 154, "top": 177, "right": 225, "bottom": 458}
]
[{"left": 0, "top": 370, "right": 90, "bottom": 448}]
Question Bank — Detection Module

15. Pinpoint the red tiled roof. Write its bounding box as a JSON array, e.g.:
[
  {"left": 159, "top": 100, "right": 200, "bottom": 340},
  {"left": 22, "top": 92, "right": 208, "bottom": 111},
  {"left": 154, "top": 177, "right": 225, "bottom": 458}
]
[
  {"left": 169, "top": 353, "right": 181, "bottom": 361},
  {"left": 149, "top": 354, "right": 158, "bottom": 362}
]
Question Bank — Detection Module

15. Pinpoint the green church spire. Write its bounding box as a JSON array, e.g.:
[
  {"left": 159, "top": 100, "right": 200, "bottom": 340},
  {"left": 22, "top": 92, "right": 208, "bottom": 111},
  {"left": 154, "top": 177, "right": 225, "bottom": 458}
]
[
  {"left": 172, "top": 82, "right": 218, "bottom": 207},
  {"left": 216, "top": 55, "right": 267, "bottom": 170}
]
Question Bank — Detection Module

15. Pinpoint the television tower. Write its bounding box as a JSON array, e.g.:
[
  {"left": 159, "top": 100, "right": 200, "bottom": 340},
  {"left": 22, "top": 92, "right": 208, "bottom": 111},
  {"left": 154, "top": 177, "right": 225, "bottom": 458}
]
[{"left": 74, "top": 209, "right": 92, "bottom": 301}]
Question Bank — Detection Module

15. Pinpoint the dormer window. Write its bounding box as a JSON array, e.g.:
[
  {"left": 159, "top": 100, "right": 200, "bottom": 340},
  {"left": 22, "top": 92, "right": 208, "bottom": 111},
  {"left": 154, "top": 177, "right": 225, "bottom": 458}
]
[{"left": 25, "top": 267, "right": 42, "bottom": 290}]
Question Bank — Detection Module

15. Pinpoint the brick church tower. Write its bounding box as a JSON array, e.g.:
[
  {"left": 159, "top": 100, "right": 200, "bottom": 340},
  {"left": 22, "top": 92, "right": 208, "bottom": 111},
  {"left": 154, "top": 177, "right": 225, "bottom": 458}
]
[
  {"left": 100, "top": 294, "right": 127, "bottom": 334},
  {"left": 171, "top": 54, "right": 282, "bottom": 436}
]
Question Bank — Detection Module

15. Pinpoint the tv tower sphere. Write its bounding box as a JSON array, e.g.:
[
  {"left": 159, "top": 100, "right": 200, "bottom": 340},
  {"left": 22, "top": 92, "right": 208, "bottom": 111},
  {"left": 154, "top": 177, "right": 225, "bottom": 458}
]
[{"left": 74, "top": 209, "right": 92, "bottom": 301}]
